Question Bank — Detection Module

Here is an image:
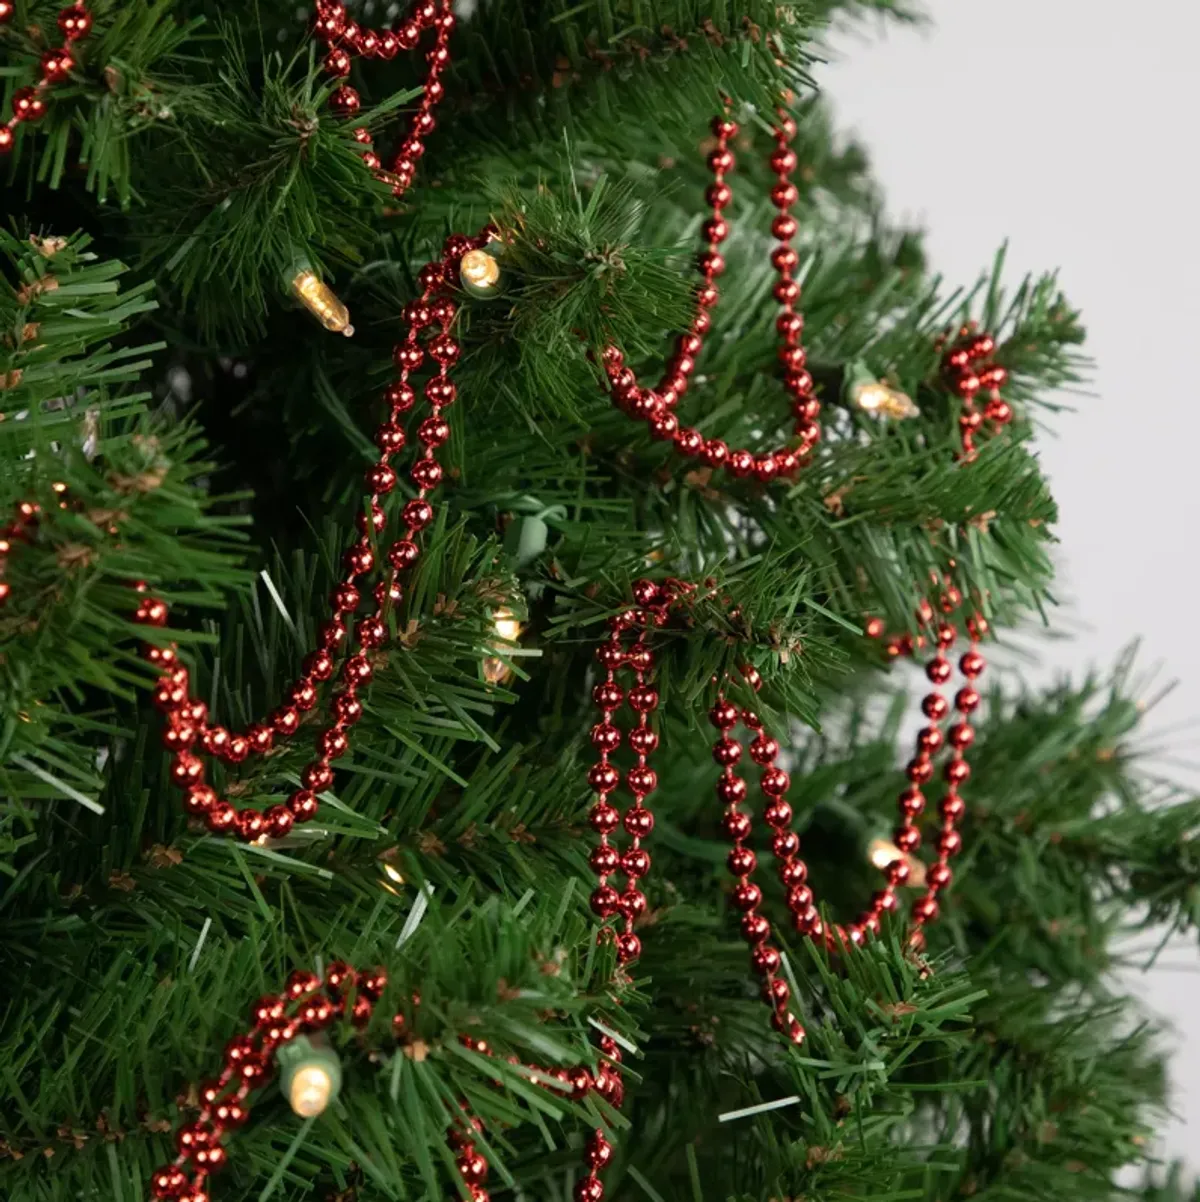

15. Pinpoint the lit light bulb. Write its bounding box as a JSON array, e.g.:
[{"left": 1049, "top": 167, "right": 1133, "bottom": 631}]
[
  {"left": 459, "top": 248, "right": 502, "bottom": 298},
  {"left": 290, "top": 269, "right": 355, "bottom": 336},
  {"left": 278, "top": 1036, "right": 342, "bottom": 1119},
  {"left": 852, "top": 380, "right": 919, "bottom": 420},
  {"left": 867, "top": 837, "right": 927, "bottom": 888},
  {"left": 290, "top": 1064, "right": 335, "bottom": 1117},
  {"left": 482, "top": 605, "right": 522, "bottom": 685}
]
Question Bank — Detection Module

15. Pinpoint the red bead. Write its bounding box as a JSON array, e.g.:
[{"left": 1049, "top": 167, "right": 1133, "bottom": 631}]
[
  {"left": 365, "top": 463, "right": 396, "bottom": 495},
  {"left": 947, "top": 720, "right": 975, "bottom": 749},
  {"left": 706, "top": 182, "right": 732, "bottom": 210},
  {"left": 761, "top": 767, "right": 790, "bottom": 796},
  {"left": 627, "top": 725, "right": 659, "bottom": 754},
  {"left": 41, "top": 49, "right": 73, "bottom": 81},
  {"left": 708, "top": 699, "right": 739, "bottom": 729},
  {"left": 944, "top": 758, "right": 971, "bottom": 785},
  {"left": 621, "top": 848, "right": 650, "bottom": 878},
  {"left": 960, "top": 650, "right": 986, "bottom": 678},
  {"left": 937, "top": 796, "right": 967, "bottom": 827},
  {"left": 410, "top": 457, "right": 443, "bottom": 490},
  {"left": 236, "top": 808, "right": 266, "bottom": 842},
  {"left": 288, "top": 789, "right": 320, "bottom": 821},
  {"left": 616, "top": 931, "right": 642, "bottom": 963},
  {"left": 403, "top": 499, "right": 433, "bottom": 530},
  {"left": 779, "top": 858, "right": 807, "bottom": 887},
  {"left": 727, "top": 846, "right": 756, "bottom": 877},
  {"left": 206, "top": 801, "right": 237, "bottom": 834},
  {"left": 585, "top": 1132, "right": 614, "bottom": 1170},
  {"left": 59, "top": 3, "right": 92, "bottom": 38},
  {"left": 922, "top": 693, "right": 949, "bottom": 721},
  {"left": 590, "top": 885, "right": 620, "bottom": 917},
  {"left": 774, "top": 279, "right": 801, "bottom": 305},
  {"left": 763, "top": 800, "right": 793, "bottom": 828},
  {"left": 386, "top": 383, "right": 417, "bottom": 416},
  {"left": 324, "top": 48, "right": 351, "bottom": 76},
  {"left": 624, "top": 807, "right": 654, "bottom": 838},
  {"left": 626, "top": 765, "right": 657, "bottom": 796},
  {"left": 265, "top": 804, "right": 294, "bottom": 838},
  {"left": 938, "top": 829, "right": 964, "bottom": 857},
  {"left": 773, "top": 214, "right": 799, "bottom": 241},
  {"left": 152, "top": 1166, "right": 190, "bottom": 1198},
  {"left": 707, "top": 148, "right": 734, "bottom": 174},
  {"left": 616, "top": 886, "right": 644, "bottom": 920},
  {"left": 770, "top": 147, "right": 798, "bottom": 174},
  {"left": 575, "top": 1175, "right": 605, "bottom": 1202},
  {"left": 955, "top": 687, "right": 981, "bottom": 713},
  {"left": 926, "top": 657, "right": 952, "bottom": 685},
  {"left": 291, "top": 679, "right": 319, "bottom": 711},
  {"left": 591, "top": 722, "right": 620, "bottom": 753},
  {"left": 710, "top": 115, "right": 738, "bottom": 139},
  {"left": 731, "top": 882, "right": 762, "bottom": 912},
  {"left": 320, "top": 726, "right": 350, "bottom": 759},
  {"left": 786, "top": 884, "right": 813, "bottom": 913},
  {"left": 330, "top": 86, "right": 361, "bottom": 117},
  {"left": 773, "top": 831, "right": 800, "bottom": 858},
  {"left": 177, "top": 1121, "right": 213, "bottom": 1154},
  {"left": 751, "top": 945, "right": 781, "bottom": 975},
  {"left": 899, "top": 787, "right": 925, "bottom": 817},
  {"left": 185, "top": 784, "right": 217, "bottom": 816},
  {"left": 702, "top": 439, "right": 729, "bottom": 469},
  {"left": 912, "top": 896, "right": 939, "bottom": 925},
  {"left": 986, "top": 398, "right": 1013, "bottom": 425},
  {"left": 716, "top": 775, "right": 747, "bottom": 804},
  {"left": 741, "top": 912, "right": 770, "bottom": 943},
  {"left": 873, "top": 888, "right": 899, "bottom": 913},
  {"left": 723, "top": 808, "right": 752, "bottom": 841},
  {"left": 906, "top": 757, "right": 933, "bottom": 784},
  {"left": 589, "top": 804, "right": 621, "bottom": 837},
  {"left": 728, "top": 449, "right": 754, "bottom": 478},
  {"left": 418, "top": 416, "right": 451, "bottom": 447},
  {"left": 588, "top": 762, "right": 620, "bottom": 793},
  {"left": 894, "top": 825, "right": 921, "bottom": 852},
  {"left": 248, "top": 724, "right": 274, "bottom": 753},
  {"left": 272, "top": 706, "right": 301, "bottom": 737},
  {"left": 712, "top": 737, "right": 742, "bottom": 766},
  {"left": 916, "top": 726, "right": 944, "bottom": 753},
  {"left": 928, "top": 862, "right": 952, "bottom": 890},
  {"left": 226, "top": 734, "right": 250, "bottom": 763},
  {"left": 627, "top": 683, "right": 659, "bottom": 713},
  {"left": 749, "top": 735, "right": 779, "bottom": 764},
  {"left": 382, "top": 542, "right": 419, "bottom": 577},
  {"left": 590, "top": 844, "right": 620, "bottom": 875},
  {"left": 771, "top": 182, "right": 798, "bottom": 209},
  {"left": 772, "top": 246, "right": 799, "bottom": 274}
]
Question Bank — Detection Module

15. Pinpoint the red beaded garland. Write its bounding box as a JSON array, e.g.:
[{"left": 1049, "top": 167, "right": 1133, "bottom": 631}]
[
  {"left": 311, "top": 0, "right": 453, "bottom": 198},
  {"left": 151, "top": 963, "right": 384, "bottom": 1201},
  {"left": 939, "top": 322, "right": 1012, "bottom": 459},
  {"left": 597, "top": 106, "right": 819, "bottom": 479},
  {"left": 0, "top": 4, "right": 90, "bottom": 153},
  {"left": 122, "top": 232, "right": 492, "bottom": 840}
]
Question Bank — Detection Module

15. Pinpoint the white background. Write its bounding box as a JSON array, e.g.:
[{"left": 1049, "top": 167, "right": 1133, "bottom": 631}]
[{"left": 823, "top": 0, "right": 1200, "bottom": 1167}]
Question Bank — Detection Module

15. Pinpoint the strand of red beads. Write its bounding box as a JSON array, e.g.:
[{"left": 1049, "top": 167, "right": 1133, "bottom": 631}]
[
  {"left": 583, "top": 576, "right": 987, "bottom": 1045},
  {"left": 448, "top": 1034, "right": 624, "bottom": 1202},
  {"left": 0, "top": 3, "right": 92, "bottom": 155},
  {"left": 130, "top": 230, "right": 492, "bottom": 842},
  {"left": 586, "top": 587, "right": 664, "bottom": 968},
  {"left": 939, "top": 323, "right": 1012, "bottom": 459},
  {"left": 148, "top": 962, "right": 387, "bottom": 1202},
  {"left": 596, "top": 105, "right": 818, "bottom": 484},
  {"left": 312, "top": 0, "right": 453, "bottom": 198}
]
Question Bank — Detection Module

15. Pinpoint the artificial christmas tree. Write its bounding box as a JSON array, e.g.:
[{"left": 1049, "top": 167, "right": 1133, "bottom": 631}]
[{"left": 2, "top": 3, "right": 1198, "bottom": 1201}]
